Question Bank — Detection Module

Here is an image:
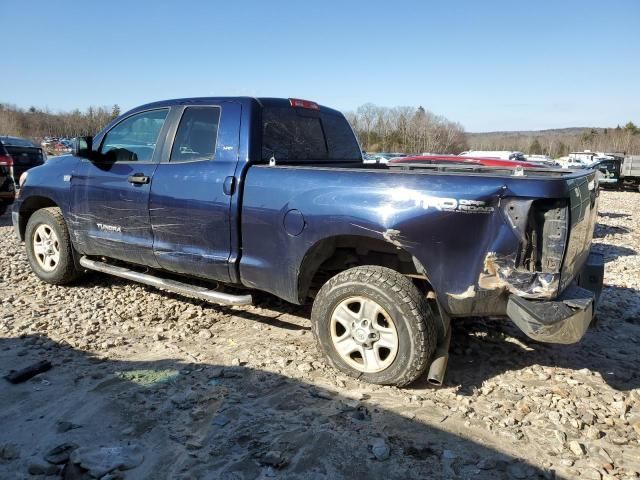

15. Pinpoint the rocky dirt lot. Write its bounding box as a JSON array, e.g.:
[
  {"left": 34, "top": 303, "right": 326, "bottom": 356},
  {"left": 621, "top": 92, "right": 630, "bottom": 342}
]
[{"left": 0, "top": 190, "right": 639, "bottom": 480}]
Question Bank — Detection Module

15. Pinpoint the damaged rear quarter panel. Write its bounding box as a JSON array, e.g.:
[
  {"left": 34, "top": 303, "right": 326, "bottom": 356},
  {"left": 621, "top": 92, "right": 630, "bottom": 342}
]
[{"left": 239, "top": 165, "right": 579, "bottom": 313}]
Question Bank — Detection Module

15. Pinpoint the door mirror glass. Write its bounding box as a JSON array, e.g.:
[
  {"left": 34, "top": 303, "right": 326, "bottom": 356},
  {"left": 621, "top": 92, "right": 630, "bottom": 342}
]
[{"left": 74, "top": 136, "right": 93, "bottom": 159}]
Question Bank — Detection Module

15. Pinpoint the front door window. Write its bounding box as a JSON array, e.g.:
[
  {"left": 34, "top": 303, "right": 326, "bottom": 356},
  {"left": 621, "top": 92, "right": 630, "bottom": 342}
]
[{"left": 100, "top": 109, "right": 169, "bottom": 162}]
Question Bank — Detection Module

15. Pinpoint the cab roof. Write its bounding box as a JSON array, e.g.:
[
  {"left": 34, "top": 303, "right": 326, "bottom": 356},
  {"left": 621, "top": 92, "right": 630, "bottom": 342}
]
[{"left": 126, "top": 97, "right": 341, "bottom": 116}]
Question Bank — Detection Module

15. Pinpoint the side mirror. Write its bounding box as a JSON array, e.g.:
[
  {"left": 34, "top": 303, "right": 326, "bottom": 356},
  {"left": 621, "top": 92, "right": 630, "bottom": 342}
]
[{"left": 74, "top": 136, "right": 93, "bottom": 159}]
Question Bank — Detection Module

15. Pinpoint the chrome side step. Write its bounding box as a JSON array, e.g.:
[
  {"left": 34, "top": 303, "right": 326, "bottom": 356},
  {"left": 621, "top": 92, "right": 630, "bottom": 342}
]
[{"left": 79, "top": 256, "right": 252, "bottom": 306}]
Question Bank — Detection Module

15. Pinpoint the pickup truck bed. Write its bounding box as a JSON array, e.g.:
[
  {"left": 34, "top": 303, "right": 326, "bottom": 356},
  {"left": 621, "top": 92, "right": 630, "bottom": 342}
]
[
  {"left": 242, "top": 163, "right": 598, "bottom": 306},
  {"left": 12, "top": 97, "right": 603, "bottom": 387}
]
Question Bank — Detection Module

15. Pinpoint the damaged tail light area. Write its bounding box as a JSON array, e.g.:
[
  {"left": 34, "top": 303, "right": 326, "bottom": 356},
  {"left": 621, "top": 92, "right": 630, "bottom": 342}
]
[
  {"left": 479, "top": 198, "right": 570, "bottom": 300},
  {"left": 520, "top": 199, "right": 569, "bottom": 275}
]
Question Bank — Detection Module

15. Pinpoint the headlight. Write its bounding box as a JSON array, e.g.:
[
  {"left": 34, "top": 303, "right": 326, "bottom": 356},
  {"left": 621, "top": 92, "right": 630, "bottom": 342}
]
[{"left": 19, "top": 171, "right": 28, "bottom": 188}]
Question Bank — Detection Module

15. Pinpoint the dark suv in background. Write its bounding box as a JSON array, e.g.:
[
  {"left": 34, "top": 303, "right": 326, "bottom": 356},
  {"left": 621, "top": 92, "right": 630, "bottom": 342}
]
[
  {"left": 0, "top": 136, "right": 46, "bottom": 184},
  {"left": 0, "top": 142, "right": 16, "bottom": 216}
]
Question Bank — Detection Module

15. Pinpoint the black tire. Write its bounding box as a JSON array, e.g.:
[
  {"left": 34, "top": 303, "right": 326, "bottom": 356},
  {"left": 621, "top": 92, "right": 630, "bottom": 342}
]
[
  {"left": 25, "top": 207, "right": 81, "bottom": 285},
  {"left": 311, "top": 265, "right": 436, "bottom": 387}
]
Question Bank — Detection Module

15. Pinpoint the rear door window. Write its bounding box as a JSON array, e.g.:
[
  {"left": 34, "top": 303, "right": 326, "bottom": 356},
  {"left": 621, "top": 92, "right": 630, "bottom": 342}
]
[{"left": 170, "top": 107, "right": 221, "bottom": 162}]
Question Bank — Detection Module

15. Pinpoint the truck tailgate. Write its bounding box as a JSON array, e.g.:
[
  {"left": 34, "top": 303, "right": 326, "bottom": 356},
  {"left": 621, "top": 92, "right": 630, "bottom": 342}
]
[{"left": 559, "top": 171, "right": 599, "bottom": 292}]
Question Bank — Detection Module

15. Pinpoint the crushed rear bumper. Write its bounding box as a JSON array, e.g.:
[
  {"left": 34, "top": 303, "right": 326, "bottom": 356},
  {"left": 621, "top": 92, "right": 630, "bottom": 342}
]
[{"left": 507, "top": 252, "right": 604, "bottom": 344}]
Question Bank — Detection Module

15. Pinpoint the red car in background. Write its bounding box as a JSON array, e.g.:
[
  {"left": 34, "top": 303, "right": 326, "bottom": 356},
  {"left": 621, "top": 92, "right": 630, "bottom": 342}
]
[{"left": 388, "top": 154, "right": 541, "bottom": 168}]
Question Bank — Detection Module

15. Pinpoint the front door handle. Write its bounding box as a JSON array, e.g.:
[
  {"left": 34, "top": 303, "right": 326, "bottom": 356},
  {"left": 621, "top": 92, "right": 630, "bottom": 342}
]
[{"left": 128, "top": 173, "right": 150, "bottom": 185}]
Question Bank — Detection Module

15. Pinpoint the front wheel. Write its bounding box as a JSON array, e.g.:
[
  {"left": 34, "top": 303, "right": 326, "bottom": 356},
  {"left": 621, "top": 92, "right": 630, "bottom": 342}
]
[
  {"left": 25, "top": 207, "right": 81, "bottom": 285},
  {"left": 311, "top": 266, "right": 437, "bottom": 387}
]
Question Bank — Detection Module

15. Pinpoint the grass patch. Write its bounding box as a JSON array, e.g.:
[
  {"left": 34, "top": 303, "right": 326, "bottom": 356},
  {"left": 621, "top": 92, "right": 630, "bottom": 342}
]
[{"left": 118, "top": 369, "right": 180, "bottom": 387}]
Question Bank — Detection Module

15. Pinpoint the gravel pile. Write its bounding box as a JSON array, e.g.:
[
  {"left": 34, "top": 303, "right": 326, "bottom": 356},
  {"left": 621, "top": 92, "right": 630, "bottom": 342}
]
[{"left": 0, "top": 190, "right": 638, "bottom": 479}]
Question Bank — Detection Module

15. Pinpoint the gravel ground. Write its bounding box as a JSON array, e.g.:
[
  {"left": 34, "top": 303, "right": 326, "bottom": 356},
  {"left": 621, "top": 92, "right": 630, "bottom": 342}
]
[{"left": 0, "top": 190, "right": 639, "bottom": 479}]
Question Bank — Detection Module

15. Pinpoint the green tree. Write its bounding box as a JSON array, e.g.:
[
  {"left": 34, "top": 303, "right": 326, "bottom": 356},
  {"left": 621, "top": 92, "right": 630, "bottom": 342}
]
[
  {"left": 111, "top": 104, "right": 121, "bottom": 120},
  {"left": 582, "top": 129, "right": 597, "bottom": 143},
  {"left": 556, "top": 141, "right": 568, "bottom": 157},
  {"left": 624, "top": 121, "right": 638, "bottom": 134},
  {"left": 529, "top": 138, "right": 543, "bottom": 155}
]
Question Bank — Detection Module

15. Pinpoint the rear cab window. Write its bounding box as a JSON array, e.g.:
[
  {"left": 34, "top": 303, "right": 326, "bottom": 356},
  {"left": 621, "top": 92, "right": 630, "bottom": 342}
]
[{"left": 261, "top": 102, "right": 361, "bottom": 163}]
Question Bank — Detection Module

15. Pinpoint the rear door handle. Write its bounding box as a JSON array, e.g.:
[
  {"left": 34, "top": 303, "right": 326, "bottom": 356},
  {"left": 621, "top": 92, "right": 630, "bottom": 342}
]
[
  {"left": 128, "top": 173, "right": 150, "bottom": 185},
  {"left": 223, "top": 176, "right": 235, "bottom": 195}
]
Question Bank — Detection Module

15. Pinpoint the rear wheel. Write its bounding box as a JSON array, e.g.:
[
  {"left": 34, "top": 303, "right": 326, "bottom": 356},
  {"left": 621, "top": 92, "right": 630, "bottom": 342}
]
[
  {"left": 312, "top": 266, "right": 437, "bottom": 387},
  {"left": 25, "top": 207, "right": 81, "bottom": 284}
]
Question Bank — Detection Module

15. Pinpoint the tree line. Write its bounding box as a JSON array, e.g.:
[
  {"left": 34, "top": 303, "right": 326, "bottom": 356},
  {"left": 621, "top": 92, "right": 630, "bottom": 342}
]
[
  {"left": 1, "top": 100, "right": 638, "bottom": 156},
  {"left": 468, "top": 123, "right": 640, "bottom": 157},
  {"left": 344, "top": 103, "right": 468, "bottom": 154},
  {"left": 0, "top": 103, "right": 121, "bottom": 139}
]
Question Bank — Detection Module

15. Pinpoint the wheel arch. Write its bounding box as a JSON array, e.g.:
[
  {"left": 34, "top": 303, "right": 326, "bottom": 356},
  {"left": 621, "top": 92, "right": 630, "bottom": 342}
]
[
  {"left": 17, "top": 196, "right": 59, "bottom": 241},
  {"left": 297, "top": 234, "right": 433, "bottom": 304}
]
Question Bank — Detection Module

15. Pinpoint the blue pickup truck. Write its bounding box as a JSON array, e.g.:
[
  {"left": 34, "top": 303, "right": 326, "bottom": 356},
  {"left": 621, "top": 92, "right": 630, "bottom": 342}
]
[{"left": 12, "top": 97, "right": 604, "bottom": 386}]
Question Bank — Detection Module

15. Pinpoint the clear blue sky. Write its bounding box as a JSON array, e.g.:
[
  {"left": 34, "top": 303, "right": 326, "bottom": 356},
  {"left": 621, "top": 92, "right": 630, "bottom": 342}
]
[{"left": 2, "top": 0, "right": 638, "bottom": 132}]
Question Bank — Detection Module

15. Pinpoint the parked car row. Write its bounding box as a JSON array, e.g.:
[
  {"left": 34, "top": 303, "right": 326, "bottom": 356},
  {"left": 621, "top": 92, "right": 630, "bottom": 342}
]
[
  {"left": 388, "top": 154, "right": 541, "bottom": 169},
  {"left": 41, "top": 136, "right": 74, "bottom": 153},
  {"left": 364, "top": 151, "right": 546, "bottom": 169},
  {"left": 0, "top": 136, "right": 47, "bottom": 216}
]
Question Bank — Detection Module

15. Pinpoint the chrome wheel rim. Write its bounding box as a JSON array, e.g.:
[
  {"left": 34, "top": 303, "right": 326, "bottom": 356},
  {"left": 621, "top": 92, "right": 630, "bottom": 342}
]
[
  {"left": 330, "top": 296, "right": 399, "bottom": 373},
  {"left": 33, "top": 224, "right": 60, "bottom": 272}
]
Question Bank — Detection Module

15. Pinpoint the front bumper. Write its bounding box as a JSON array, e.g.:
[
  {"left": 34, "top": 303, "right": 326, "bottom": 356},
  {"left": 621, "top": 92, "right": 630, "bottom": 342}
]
[{"left": 507, "top": 252, "right": 604, "bottom": 344}]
